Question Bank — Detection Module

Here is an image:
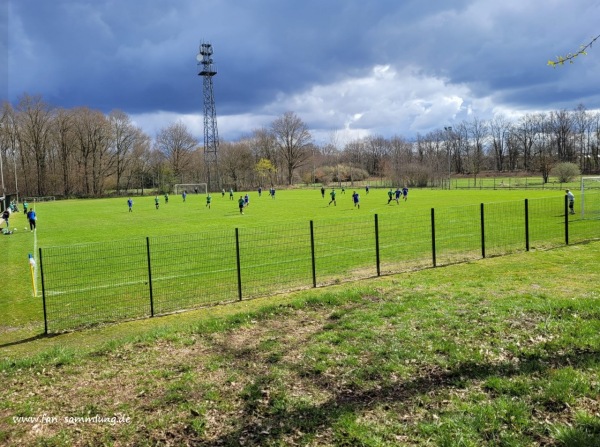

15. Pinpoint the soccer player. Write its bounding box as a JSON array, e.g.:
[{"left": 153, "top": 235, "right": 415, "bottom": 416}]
[
  {"left": 244, "top": 194, "right": 249, "bottom": 207},
  {"left": 182, "top": 191, "right": 187, "bottom": 202},
  {"left": 23, "top": 201, "right": 28, "bottom": 214},
  {"left": 127, "top": 198, "right": 133, "bottom": 212},
  {"left": 258, "top": 186, "right": 262, "bottom": 197},
  {"left": 154, "top": 196, "right": 160, "bottom": 209},
  {"left": 352, "top": 191, "right": 360, "bottom": 209},
  {"left": 566, "top": 189, "right": 575, "bottom": 214},
  {"left": 164, "top": 193, "right": 169, "bottom": 204},
  {"left": 27, "top": 208, "right": 37, "bottom": 231},
  {"left": 395, "top": 187, "right": 401, "bottom": 204},
  {"left": 321, "top": 186, "right": 325, "bottom": 198},
  {"left": 328, "top": 188, "right": 337, "bottom": 206},
  {"left": 238, "top": 196, "right": 245, "bottom": 214},
  {"left": 1, "top": 209, "right": 10, "bottom": 229},
  {"left": 206, "top": 194, "right": 212, "bottom": 209},
  {"left": 366, "top": 185, "right": 370, "bottom": 194},
  {"left": 387, "top": 188, "right": 393, "bottom": 204},
  {"left": 229, "top": 188, "right": 234, "bottom": 200},
  {"left": 402, "top": 186, "right": 409, "bottom": 201}
]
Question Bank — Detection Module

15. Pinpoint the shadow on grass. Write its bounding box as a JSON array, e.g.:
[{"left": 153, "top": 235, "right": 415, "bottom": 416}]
[
  {"left": 0, "top": 332, "right": 59, "bottom": 348},
  {"left": 195, "top": 346, "right": 599, "bottom": 446}
]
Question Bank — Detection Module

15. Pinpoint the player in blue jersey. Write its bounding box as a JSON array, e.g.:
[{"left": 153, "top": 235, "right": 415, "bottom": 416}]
[{"left": 352, "top": 191, "right": 360, "bottom": 209}]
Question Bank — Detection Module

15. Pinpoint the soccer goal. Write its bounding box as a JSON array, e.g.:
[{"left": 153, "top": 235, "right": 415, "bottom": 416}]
[
  {"left": 173, "top": 183, "right": 207, "bottom": 195},
  {"left": 27, "top": 196, "right": 56, "bottom": 203},
  {"left": 580, "top": 176, "right": 600, "bottom": 219}
]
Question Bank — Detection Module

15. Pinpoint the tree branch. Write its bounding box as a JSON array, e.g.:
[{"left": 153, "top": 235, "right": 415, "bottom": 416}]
[{"left": 548, "top": 34, "right": 600, "bottom": 67}]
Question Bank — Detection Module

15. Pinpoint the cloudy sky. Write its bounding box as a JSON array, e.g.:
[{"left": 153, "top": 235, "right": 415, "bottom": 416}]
[{"left": 3, "top": 0, "right": 600, "bottom": 145}]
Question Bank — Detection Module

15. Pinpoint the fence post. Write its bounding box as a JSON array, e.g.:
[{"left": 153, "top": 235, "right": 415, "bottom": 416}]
[
  {"left": 564, "top": 194, "right": 569, "bottom": 245},
  {"left": 480, "top": 203, "right": 486, "bottom": 259},
  {"left": 524, "top": 199, "right": 530, "bottom": 251},
  {"left": 39, "top": 248, "right": 48, "bottom": 335},
  {"left": 146, "top": 237, "right": 154, "bottom": 317},
  {"left": 431, "top": 208, "right": 436, "bottom": 267},
  {"left": 310, "top": 220, "right": 316, "bottom": 287},
  {"left": 374, "top": 214, "right": 381, "bottom": 276},
  {"left": 235, "top": 228, "right": 243, "bottom": 300}
]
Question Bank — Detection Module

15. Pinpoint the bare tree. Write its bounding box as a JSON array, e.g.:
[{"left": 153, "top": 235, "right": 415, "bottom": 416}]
[
  {"left": 50, "top": 108, "right": 76, "bottom": 196},
  {"left": 514, "top": 114, "right": 536, "bottom": 171},
  {"left": 109, "top": 110, "right": 143, "bottom": 194},
  {"left": 531, "top": 113, "right": 555, "bottom": 183},
  {"left": 271, "top": 112, "right": 312, "bottom": 185},
  {"left": 219, "top": 140, "right": 254, "bottom": 190},
  {"left": 342, "top": 138, "right": 365, "bottom": 186},
  {"left": 549, "top": 109, "right": 574, "bottom": 162},
  {"left": 16, "top": 94, "right": 53, "bottom": 196},
  {"left": 72, "top": 107, "right": 113, "bottom": 196},
  {"left": 467, "top": 117, "right": 488, "bottom": 181},
  {"left": 1, "top": 102, "right": 26, "bottom": 197},
  {"left": 489, "top": 115, "right": 511, "bottom": 172},
  {"left": 155, "top": 121, "right": 199, "bottom": 182}
]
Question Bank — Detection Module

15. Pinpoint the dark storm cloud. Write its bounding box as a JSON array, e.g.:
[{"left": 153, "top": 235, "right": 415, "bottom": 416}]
[{"left": 5, "top": 0, "right": 600, "bottom": 141}]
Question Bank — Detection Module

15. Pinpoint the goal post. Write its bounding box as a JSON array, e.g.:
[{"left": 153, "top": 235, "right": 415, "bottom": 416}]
[
  {"left": 580, "top": 176, "right": 600, "bottom": 219},
  {"left": 26, "top": 196, "right": 56, "bottom": 203},
  {"left": 173, "top": 184, "right": 207, "bottom": 195}
]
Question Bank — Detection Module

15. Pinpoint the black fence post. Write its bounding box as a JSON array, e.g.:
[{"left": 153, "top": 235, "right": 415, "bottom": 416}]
[
  {"left": 235, "top": 228, "right": 243, "bottom": 301},
  {"left": 146, "top": 237, "right": 154, "bottom": 317},
  {"left": 565, "top": 194, "right": 569, "bottom": 245},
  {"left": 39, "top": 248, "right": 48, "bottom": 335},
  {"left": 310, "top": 220, "right": 316, "bottom": 287},
  {"left": 525, "top": 199, "right": 530, "bottom": 251},
  {"left": 431, "top": 208, "right": 436, "bottom": 267},
  {"left": 480, "top": 203, "right": 486, "bottom": 259},
  {"left": 374, "top": 214, "right": 381, "bottom": 276}
]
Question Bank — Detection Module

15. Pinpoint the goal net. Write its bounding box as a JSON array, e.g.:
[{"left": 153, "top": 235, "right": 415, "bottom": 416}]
[
  {"left": 173, "top": 184, "right": 207, "bottom": 195},
  {"left": 26, "top": 196, "right": 56, "bottom": 203},
  {"left": 580, "top": 177, "right": 600, "bottom": 219}
]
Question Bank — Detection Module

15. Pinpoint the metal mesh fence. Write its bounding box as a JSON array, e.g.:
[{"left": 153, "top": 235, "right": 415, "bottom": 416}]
[
  {"left": 434, "top": 204, "right": 482, "bottom": 266},
  {"left": 41, "top": 240, "right": 150, "bottom": 332},
  {"left": 378, "top": 211, "right": 432, "bottom": 273},
  {"left": 39, "top": 195, "right": 600, "bottom": 333},
  {"left": 238, "top": 222, "right": 313, "bottom": 298},
  {"left": 572, "top": 191, "right": 600, "bottom": 244},
  {"left": 312, "top": 215, "right": 377, "bottom": 285},
  {"left": 483, "top": 200, "right": 527, "bottom": 257},
  {"left": 528, "top": 196, "right": 565, "bottom": 250},
  {"left": 149, "top": 231, "right": 239, "bottom": 315}
]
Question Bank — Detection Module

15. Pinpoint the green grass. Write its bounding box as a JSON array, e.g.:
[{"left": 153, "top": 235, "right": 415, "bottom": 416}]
[
  {"left": 2, "top": 187, "right": 594, "bottom": 338},
  {"left": 0, "top": 240, "right": 598, "bottom": 445}
]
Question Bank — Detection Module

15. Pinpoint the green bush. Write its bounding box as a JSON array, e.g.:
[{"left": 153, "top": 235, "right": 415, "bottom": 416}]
[{"left": 551, "top": 162, "right": 580, "bottom": 183}]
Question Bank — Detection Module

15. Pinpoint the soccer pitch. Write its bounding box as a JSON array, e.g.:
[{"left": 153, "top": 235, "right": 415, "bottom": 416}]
[{"left": 1, "top": 187, "right": 573, "bottom": 334}]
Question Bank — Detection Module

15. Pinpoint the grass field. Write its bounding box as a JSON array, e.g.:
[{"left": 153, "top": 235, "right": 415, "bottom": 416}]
[
  {"left": 0, "top": 234, "right": 598, "bottom": 445},
  {"left": 1, "top": 186, "right": 599, "bottom": 445},
  {"left": 3, "top": 187, "right": 579, "bottom": 336}
]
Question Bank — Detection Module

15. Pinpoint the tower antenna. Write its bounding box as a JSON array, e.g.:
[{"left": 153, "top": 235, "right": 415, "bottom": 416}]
[{"left": 197, "top": 42, "right": 220, "bottom": 191}]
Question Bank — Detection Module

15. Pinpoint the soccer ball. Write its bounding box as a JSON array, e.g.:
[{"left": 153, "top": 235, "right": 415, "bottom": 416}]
[
  {"left": 13, "top": 228, "right": 17, "bottom": 232},
  {"left": 24, "top": 227, "right": 27, "bottom": 231}
]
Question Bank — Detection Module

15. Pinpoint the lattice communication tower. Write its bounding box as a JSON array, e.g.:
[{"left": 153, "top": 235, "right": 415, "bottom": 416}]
[{"left": 197, "top": 42, "right": 220, "bottom": 191}]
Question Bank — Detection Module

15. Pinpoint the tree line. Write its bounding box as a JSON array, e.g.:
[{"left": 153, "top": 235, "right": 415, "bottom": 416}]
[{"left": 1, "top": 95, "right": 599, "bottom": 198}]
